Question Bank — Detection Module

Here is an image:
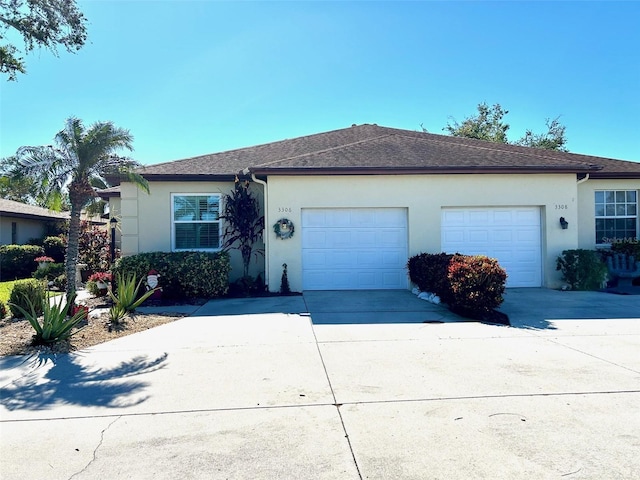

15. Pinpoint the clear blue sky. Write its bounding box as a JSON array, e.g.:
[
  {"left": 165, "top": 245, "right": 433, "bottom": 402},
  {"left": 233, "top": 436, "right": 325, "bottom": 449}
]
[{"left": 1, "top": 1, "right": 639, "bottom": 165}]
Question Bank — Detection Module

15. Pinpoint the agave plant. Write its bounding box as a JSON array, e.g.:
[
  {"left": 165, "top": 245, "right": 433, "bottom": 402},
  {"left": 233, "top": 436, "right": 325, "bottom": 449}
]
[
  {"left": 108, "top": 272, "right": 157, "bottom": 324},
  {"left": 10, "top": 295, "right": 86, "bottom": 345}
]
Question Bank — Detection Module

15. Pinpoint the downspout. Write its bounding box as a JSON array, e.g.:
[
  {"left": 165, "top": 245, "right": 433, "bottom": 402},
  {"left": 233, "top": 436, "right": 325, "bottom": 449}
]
[
  {"left": 251, "top": 172, "right": 269, "bottom": 290},
  {"left": 576, "top": 173, "right": 590, "bottom": 185}
]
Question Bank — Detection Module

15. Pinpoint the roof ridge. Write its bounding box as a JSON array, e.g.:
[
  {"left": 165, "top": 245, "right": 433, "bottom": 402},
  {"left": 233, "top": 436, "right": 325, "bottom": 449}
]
[
  {"left": 253, "top": 131, "right": 393, "bottom": 168},
  {"left": 391, "top": 130, "right": 601, "bottom": 169},
  {"left": 140, "top": 124, "right": 382, "bottom": 168}
]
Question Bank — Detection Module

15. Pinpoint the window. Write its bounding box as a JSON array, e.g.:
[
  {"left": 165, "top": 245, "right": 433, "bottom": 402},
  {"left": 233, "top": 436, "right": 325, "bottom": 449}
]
[
  {"left": 595, "top": 190, "right": 637, "bottom": 244},
  {"left": 11, "top": 222, "right": 17, "bottom": 244},
  {"left": 171, "top": 194, "right": 221, "bottom": 250}
]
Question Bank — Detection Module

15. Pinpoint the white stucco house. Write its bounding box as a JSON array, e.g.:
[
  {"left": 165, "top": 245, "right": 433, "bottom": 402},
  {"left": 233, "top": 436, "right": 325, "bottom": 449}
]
[
  {"left": 0, "top": 199, "right": 69, "bottom": 245},
  {"left": 111, "top": 124, "right": 640, "bottom": 292}
]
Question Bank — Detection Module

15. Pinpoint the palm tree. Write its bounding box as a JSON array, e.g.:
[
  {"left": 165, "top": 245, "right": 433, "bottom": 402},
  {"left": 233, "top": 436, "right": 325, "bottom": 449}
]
[{"left": 13, "top": 117, "right": 149, "bottom": 299}]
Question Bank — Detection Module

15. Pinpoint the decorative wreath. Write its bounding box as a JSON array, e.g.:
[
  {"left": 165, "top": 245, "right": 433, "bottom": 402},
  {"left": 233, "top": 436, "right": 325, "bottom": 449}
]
[{"left": 273, "top": 218, "right": 295, "bottom": 239}]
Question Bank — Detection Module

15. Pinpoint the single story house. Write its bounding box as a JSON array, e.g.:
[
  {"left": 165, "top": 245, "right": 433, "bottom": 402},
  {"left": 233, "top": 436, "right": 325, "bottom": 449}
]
[
  {"left": 113, "top": 124, "right": 640, "bottom": 292},
  {"left": 0, "top": 199, "right": 69, "bottom": 245}
]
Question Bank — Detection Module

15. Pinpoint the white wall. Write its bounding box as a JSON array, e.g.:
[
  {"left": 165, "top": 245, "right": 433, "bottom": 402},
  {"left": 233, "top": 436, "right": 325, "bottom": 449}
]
[
  {"left": 120, "top": 181, "right": 265, "bottom": 281},
  {"left": 265, "top": 174, "right": 580, "bottom": 292},
  {"left": 0, "top": 216, "right": 46, "bottom": 245},
  {"left": 577, "top": 178, "right": 639, "bottom": 249}
]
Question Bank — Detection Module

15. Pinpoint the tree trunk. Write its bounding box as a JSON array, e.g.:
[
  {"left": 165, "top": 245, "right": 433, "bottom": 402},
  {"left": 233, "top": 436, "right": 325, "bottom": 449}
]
[
  {"left": 65, "top": 179, "right": 93, "bottom": 301},
  {"left": 65, "top": 200, "right": 83, "bottom": 300}
]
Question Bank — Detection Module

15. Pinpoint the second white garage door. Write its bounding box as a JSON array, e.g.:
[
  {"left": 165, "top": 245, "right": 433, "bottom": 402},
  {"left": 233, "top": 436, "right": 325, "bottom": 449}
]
[
  {"left": 302, "top": 208, "right": 408, "bottom": 290},
  {"left": 441, "top": 207, "right": 542, "bottom": 287}
]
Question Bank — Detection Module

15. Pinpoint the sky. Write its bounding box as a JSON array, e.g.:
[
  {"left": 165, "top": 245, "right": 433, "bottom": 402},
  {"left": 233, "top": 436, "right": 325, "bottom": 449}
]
[{"left": 1, "top": 0, "right": 639, "bottom": 166}]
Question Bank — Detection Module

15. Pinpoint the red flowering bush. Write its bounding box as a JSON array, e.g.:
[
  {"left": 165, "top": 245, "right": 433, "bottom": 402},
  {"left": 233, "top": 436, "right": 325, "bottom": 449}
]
[
  {"left": 88, "top": 272, "right": 112, "bottom": 283},
  {"left": 407, "top": 253, "right": 454, "bottom": 302},
  {"left": 447, "top": 254, "right": 507, "bottom": 313},
  {"left": 35, "top": 256, "right": 55, "bottom": 263}
]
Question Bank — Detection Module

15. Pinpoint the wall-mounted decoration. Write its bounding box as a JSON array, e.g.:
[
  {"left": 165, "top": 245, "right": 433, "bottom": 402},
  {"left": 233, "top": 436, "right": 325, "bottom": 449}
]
[{"left": 274, "top": 218, "right": 294, "bottom": 239}]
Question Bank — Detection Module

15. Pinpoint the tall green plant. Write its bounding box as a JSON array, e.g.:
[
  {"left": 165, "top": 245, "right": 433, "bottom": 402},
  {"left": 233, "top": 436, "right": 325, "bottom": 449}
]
[
  {"left": 10, "top": 117, "right": 150, "bottom": 300},
  {"left": 219, "top": 178, "right": 264, "bottom": 277},
  {"left": 9, "top": 295, "right": 86, "bottom": 344},
  {"left": 556, "top": 249, "right": 607, "bottom": 290},
  {"left": 108, "top": 272, "right": 157, "bottom": 324}
]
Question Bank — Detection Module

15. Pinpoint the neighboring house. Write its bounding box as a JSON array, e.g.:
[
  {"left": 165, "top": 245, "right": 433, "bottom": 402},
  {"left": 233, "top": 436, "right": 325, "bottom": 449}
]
[
  {"left": 0, "top": 199, "right": 69, "bottom": 245},
  {"left": 96, "top": 186, "right": 122, "bottom": 253},
  {"left": 114, "top": 124, "right": 640, "bottom": 292}
]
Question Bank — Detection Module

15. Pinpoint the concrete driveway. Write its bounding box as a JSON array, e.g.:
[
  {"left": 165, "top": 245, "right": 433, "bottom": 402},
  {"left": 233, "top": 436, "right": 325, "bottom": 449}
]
[{"left": 1, "top": 289, "right": 639, "bottom": 479}]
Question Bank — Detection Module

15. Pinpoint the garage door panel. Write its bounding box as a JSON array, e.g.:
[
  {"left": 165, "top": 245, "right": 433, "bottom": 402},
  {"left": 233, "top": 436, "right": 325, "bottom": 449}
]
[
  {"left": 302, "top": 208, "right": 408, "bottom": 290},
  {"left": 469, "top": 210, "right": 491, "bottom": 224},
  {"left": 378, "top": 229, "right": 406, "bottom": 246},
  {"left": 302, "top": 229, "right": 326, "bottom": 247},
  {"left": 493, "top": 230, "right": 513, "bottom": 242},
  {"left": 469, "top": 230, "right": 489, "bottom": 242},
  {"left": 442, "top": 207, "right": 542, "bottom": 288}
]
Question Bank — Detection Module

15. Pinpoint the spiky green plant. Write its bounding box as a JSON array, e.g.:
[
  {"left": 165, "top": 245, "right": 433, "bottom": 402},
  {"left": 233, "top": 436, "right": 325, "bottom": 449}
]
[
  {"left": 107, "top": 272, "right": 157, "bottom": 324},
  {"left": 9, "top": 295, "right": 86, "bottom": 344}
]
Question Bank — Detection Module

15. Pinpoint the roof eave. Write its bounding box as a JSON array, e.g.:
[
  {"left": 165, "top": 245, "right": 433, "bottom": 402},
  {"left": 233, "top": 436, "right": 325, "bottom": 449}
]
[
  {"left": 588, "top": 172, "right": 640, "bottom": 179},
  {"left": 250, "top": 166, "right": 599, "bottom": 176},
  {"left": 129, "top": 173, "right": 239, "bottom": 182},
  {"left": 0, "top": 211, "right": 69, "bottom": 222}
]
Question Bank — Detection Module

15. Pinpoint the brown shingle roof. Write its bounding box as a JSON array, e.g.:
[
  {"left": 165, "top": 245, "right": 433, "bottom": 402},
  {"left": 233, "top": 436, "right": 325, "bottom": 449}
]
[
  {"left": 137, "top": 124, "right": 640, "bottom": 179},
  {"left": 0, "top": 199, "right": 69, "bottom": 221}
]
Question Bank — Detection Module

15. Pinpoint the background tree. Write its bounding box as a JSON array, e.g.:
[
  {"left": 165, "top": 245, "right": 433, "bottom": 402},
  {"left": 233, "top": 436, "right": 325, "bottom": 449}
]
[
  {"left": 444, "top": 102, "right": 510, "bottom": 144},
  {"left": 12, "top": 117, "right": 149, "bottom": 299},
  {"left": 515, "top": 117, "right": 568, "bottom": 152},
  {"left": 441, "top": 102, "right": 568, "bottom": 151},
  {"left": 0, "top": 0, "right": 88, "bottom": 81},
  {"left": 0, "top": 156, "right": 69, "bottom": 209}
]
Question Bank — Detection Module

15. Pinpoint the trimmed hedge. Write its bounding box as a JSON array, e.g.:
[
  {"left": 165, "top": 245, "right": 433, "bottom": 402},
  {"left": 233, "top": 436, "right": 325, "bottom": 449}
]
[
  {"left": 43, "top": 236, "right": 66, "bottom": 263},
  {"left": 611, "top": 239, "right": 640, "bottom": 258},
  {"left": 0, "top": 245, "right": 44, "bottom": 281},
  {"left": 112, "top": 251, "right": 231, "bottom": 300},
  {"left": 408, "top": 252, "right": 507, "bottom": 313}
]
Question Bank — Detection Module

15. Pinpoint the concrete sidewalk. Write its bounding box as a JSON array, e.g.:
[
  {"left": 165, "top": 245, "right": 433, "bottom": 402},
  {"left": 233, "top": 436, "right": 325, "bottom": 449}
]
[{"left": 1, "top": 290, "right": 639, "bottom": 479}]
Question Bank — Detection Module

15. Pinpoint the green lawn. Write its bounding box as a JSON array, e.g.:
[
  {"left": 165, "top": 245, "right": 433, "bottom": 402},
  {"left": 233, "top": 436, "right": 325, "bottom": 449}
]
[{"left": 0, "top": 279, "right": 63, "bottom": 305}]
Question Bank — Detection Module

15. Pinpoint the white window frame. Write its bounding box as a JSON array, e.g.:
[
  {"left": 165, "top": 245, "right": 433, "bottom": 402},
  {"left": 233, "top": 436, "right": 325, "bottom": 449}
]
[
  {"left": 171, "top": 193, "right": 222, "bottom": 252},
  {"left": 594, "top": 190, "right": 638, "bottom": 245}
]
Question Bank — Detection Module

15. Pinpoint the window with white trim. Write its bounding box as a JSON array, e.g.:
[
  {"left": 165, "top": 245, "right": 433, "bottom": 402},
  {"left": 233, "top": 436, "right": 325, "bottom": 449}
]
[
  {"left": 171, "top": 194, "right": 221, "bottom": 250},
  {"left": 594, "top": 190, "right": 637, "bottom": 244}
]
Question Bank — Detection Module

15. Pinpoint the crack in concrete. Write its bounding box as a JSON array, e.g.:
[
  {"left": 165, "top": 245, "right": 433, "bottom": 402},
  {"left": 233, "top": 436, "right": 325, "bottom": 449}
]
[
  {"left": 308, "top": 316, "right": 363, "bottom": 480},
  {"left": 68, "top": 416, "right": 121, "bottom": 480}
]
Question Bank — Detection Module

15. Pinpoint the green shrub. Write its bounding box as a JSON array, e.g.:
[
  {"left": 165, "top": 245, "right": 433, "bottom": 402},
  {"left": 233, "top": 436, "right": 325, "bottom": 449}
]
[
  {"left": 0, "top": 245, "right": 44, "bottom": 280},
  {"left": 447, "top": 255, "right": 507, "bottom": 313},
  {"left": 407, "top": 253, "right": 454, "bottom": 302},
  {"left": 10, "top": 295, "right": 85, "bottom": 345},
  {"left": 33, "top": 262, "right": 65, "bottom": 282},
  {"left": 611, "top": 239, "right": 640, "bottom": 258},
  {"left": 0, "top": 300, "right": 6, "bottom": 319},
  {"left": 556, "top": 249, "right": 608, "bottom": 291},
  {"left": 43, "top": 236, "right": 67, "bottom": 263},
  {"left": 8, "top": 279, "right": 46, "bottom": 317},
  {"left": 78, "top": 222, "right": 111, "bottom": 272},
  {"left": 112, "top": 251, "right": 230, "bottom": 300}
]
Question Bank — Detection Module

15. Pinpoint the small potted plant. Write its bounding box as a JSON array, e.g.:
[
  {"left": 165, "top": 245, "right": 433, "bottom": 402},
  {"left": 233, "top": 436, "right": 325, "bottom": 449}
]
[
  {"left": 35, "top": 256, "right": 55, "bottom": 269},
  {"left": 88, "top": 271, "right": 112, "bottom": 296}
]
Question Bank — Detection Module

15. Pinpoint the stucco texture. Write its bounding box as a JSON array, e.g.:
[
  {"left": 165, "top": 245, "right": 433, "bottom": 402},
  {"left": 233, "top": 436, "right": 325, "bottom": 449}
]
[
  {"left": 265, "top": 174, "right": 580, "bottom": 292},
  {"left": 120, "top": 181, "right": 265, "bottom": 282}
]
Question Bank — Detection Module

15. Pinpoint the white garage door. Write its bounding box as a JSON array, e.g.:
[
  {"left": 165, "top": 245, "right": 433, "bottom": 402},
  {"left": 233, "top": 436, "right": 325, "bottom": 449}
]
[
  {"left": 441, "top": 207, "right": 542, "bottom": 287},
  {"left": 302, "top": 208, "right": 408, "bottom": 290}
]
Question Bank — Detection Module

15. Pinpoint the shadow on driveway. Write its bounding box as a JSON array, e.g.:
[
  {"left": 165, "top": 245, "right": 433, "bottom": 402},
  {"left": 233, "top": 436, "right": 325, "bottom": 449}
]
[{"left": 0, "top": 352, "right": 168, "bottom": 411}]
